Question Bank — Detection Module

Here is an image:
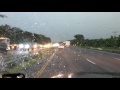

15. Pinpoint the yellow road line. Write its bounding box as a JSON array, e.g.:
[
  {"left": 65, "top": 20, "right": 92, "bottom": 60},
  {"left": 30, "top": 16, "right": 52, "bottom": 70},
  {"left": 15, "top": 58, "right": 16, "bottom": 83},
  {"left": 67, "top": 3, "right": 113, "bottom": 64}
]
[{"left": 34, "top": 53, "right": 55, "bottom": 78}]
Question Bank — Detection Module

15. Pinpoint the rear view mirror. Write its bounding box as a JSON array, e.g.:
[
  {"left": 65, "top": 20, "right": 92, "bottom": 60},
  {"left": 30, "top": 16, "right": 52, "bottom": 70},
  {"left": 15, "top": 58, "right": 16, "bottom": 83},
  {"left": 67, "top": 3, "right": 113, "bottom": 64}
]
[{"left": 2, "top": 73, "right": 25, "bottom": 78}]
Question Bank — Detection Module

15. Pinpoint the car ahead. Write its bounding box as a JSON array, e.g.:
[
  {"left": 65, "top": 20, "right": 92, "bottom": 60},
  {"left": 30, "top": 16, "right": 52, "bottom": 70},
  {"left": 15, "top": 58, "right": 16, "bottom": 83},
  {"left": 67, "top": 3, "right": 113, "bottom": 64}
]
[{"left": 58, "top": 44, "right": 65, "bottom": 49}]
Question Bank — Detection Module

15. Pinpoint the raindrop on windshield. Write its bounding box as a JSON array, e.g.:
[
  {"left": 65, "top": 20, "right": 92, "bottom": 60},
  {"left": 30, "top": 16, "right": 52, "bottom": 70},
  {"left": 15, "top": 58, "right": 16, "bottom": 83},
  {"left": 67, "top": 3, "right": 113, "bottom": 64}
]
[{"left": 34, "top": 23, "right": 37, "bottom": 25}]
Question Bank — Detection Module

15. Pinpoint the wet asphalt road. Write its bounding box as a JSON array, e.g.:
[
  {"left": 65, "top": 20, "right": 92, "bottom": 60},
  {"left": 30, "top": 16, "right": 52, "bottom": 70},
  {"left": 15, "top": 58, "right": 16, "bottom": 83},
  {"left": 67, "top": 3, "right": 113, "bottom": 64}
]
[{"left": 18, "top": 46, "right": 120, "bottom": 78}]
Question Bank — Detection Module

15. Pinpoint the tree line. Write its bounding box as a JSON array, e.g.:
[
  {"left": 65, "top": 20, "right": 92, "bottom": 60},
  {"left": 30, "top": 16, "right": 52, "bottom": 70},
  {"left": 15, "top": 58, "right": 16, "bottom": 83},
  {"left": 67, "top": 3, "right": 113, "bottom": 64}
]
[
  {"left": 71, "top": 34, "right": 120, "bottom": 48},
  {"left": 0, "top": 24, "right": 51, "bottom": 44}
]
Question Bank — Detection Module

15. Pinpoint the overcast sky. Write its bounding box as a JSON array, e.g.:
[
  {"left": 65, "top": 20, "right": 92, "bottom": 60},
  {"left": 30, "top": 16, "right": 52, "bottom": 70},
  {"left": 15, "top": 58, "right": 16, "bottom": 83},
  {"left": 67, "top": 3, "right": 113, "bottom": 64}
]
[{"left": 0, "top": 12, "right": 120, "bottom": 42}]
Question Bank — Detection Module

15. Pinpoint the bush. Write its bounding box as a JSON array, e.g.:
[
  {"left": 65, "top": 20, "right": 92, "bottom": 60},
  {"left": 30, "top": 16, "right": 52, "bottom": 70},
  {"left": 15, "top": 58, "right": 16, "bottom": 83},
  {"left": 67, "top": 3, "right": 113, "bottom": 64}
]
[
  {"left": 32, "top": 55, "right": 38, "bottom": 59},
  {"left": 7, "top": 62, "right": 17, "bottom": 68},
  {"left": 24, "top": 57, "right": 29, "bottom": 62}
]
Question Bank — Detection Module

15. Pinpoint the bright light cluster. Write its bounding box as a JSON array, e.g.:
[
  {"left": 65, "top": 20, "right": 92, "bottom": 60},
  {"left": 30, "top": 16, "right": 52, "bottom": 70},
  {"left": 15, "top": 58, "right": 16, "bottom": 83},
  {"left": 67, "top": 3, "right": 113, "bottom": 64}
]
[
  {"left": 19, "top": 44, "right": 30, "bottom": 49},
  {"left": 52, "top": 43, "right": 59, "bottom": 47}
]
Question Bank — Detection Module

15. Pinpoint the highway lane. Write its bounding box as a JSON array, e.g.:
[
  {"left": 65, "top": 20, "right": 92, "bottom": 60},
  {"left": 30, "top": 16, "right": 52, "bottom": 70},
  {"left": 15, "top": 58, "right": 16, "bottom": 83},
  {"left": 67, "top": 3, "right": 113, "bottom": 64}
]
[
  {"left": 16, "top": 46, "right": 120, "bottom": 78},
  {"left": 38, "top": 46, "right": 120, "bottom": 78},
  {"left": 70, "top": 47, "right": 120, "bottom": 72}
]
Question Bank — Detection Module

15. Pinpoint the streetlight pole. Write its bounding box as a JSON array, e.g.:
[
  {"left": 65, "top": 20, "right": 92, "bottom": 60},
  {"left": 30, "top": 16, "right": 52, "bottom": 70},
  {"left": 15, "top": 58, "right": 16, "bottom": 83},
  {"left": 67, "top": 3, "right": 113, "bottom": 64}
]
[{"left": 113, "top": 31, "right": 118, "bottom": 47}]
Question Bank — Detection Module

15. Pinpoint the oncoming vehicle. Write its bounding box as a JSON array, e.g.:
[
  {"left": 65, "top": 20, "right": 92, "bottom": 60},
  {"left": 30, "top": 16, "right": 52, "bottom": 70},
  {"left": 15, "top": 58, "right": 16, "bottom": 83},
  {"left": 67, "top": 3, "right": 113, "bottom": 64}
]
[{"left": 18, "top": 44, "right": 30, "bottom": 51}]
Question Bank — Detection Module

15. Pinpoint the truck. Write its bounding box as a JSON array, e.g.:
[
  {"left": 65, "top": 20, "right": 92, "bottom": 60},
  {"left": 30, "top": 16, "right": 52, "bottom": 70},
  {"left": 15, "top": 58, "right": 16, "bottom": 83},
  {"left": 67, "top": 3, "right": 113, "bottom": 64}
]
[
  {"left": 65, "top": 40, "right": 71, "bottom": 47},
  {"left": 0, "top": 37, "right": 10, "bottom": 54}
]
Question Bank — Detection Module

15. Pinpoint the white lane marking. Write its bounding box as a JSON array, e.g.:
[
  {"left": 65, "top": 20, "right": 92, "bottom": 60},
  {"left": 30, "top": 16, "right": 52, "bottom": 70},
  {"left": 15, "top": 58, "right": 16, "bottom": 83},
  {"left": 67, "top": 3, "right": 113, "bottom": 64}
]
[
  {"left": 86, "top": 59, "right": 96, "bottom": 65},
  {"left": 114, "top": 58, "right": 120, "bottom": 60}
]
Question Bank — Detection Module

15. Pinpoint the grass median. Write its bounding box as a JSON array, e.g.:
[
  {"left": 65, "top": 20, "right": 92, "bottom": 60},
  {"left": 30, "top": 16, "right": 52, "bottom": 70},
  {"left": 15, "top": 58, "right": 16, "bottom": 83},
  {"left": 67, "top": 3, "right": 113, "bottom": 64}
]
[
  {"left": 79, "top": 46, "right": 120, "bottom": 54},
  {"left": 6, "top": 48, "right": 54, "bottom": 73}
]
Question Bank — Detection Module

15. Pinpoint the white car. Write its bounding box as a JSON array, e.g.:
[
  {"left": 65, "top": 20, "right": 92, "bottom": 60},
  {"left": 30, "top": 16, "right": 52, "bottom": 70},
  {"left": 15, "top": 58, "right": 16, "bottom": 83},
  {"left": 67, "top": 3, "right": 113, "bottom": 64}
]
[{"left": 58, "top": 45, "right": 65, "bottom": 49}]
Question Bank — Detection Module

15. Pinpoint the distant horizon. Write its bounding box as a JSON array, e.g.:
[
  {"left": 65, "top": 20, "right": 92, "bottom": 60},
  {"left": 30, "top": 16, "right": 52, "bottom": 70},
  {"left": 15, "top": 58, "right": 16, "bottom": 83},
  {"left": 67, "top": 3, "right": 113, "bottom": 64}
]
[
  {"left": 1, "top": 23, "right": 119, "bottom": 43},
  {"left": 0, "top": 12, "right": 120, "bottom": 42}
]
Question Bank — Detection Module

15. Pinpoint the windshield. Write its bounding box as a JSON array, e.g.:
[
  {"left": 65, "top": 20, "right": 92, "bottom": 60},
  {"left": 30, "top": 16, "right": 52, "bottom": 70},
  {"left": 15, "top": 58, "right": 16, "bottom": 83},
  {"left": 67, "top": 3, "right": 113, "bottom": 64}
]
[{"left": 0, "top": 12, "right": 120, "bottom": 78}]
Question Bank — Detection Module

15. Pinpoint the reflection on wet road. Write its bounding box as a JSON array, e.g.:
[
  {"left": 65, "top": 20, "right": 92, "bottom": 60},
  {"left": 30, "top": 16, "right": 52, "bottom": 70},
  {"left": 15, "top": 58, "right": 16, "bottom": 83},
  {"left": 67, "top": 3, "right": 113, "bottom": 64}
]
[{"left": 16, "top": 46, "right": 120, "bottom": 78}]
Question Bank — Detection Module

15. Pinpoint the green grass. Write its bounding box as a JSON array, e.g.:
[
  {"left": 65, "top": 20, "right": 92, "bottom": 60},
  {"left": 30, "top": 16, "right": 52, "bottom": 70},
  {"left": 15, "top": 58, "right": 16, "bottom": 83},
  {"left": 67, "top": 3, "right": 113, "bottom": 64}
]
[
  {"left": 100, "top": 47, "right": 120, "bottom": 54},
  {"left": 7, "top": 55, "right": 42, "bottom": 73},
  {"left": 2, "top": 53, "right": 14, "bottom": 58},
  {"left": 79, "top": 46, "right": 120, "bottom": 54},
  {"left": 102, "top": 47, "right": 120, "bottom": 50},
  {"left": 6, "top": 49, "right": 53, "bottom": 73}
]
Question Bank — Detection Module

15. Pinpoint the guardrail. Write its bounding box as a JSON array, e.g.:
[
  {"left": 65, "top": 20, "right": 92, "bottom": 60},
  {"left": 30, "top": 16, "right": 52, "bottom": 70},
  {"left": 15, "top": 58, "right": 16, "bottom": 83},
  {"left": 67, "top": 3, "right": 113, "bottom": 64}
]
[
  {"left": 0, "top": 52, "right": 37, "bottom": 70},
  {"left": 0, "top": 48, "right": 52, "bottom": 71}
]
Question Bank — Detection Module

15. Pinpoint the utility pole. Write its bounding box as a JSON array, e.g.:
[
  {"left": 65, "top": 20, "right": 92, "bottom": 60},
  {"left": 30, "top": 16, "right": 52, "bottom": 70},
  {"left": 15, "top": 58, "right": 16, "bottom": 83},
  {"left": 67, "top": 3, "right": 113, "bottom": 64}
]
[
  {"left": 113, "top": 31, "right": 118, "bottom": 47},
  {"left": 113, "top": 31, "right": 117, "bottom": 37}
]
